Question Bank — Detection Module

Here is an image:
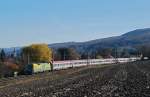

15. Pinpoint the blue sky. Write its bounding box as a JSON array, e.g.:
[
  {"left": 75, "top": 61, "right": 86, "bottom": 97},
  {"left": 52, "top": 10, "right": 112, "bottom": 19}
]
[{"left": 0, "top": 0, "right": 150, "bottom": 47}]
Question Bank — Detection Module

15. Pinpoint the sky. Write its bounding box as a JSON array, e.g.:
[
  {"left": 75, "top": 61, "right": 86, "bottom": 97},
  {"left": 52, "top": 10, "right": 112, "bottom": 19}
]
[{"left": 0, "top": 0, "right": 150, "bottom": 48}]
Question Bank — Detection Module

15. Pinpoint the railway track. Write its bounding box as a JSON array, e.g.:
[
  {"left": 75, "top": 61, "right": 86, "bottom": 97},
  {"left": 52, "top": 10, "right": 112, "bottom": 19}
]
[{"left": 0, "top": 61, "right": 150, "bottom": 97}]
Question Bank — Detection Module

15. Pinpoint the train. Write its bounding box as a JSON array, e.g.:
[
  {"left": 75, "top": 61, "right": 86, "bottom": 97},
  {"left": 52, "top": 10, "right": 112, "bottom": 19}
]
[{"left": 24, "top": 57, "right": 140, "bottom": 74}]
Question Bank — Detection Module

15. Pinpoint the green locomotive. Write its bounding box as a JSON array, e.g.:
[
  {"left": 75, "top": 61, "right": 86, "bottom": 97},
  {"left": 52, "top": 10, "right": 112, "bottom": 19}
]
[{"left": 24, "top": 63, "right": 52, "bottom": 74}]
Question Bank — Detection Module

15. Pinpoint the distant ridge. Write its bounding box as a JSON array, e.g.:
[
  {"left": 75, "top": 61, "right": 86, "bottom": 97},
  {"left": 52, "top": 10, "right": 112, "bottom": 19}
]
[
  {"left": 122, "top": 28, "right": 150, "bottom": 37},
  {"left": 48, "top": 28, "right": 150, "bottom": 53},
  {"left": 4, "top": 28, "right": 150, "bottom": 54}
]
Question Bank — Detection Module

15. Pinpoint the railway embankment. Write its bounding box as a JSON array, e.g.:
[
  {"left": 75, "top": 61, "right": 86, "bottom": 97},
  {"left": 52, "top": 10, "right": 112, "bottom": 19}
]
[{"left": 0, "top": 61, "right": 150, "bottom": 97}]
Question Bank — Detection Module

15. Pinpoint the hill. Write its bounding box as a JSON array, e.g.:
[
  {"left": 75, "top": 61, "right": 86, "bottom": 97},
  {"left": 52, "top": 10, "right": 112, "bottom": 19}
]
[
  {"left": 3, "top": 28, "right": 150, "bottom": 54},
  {"left": 48, "top": 28, "right": 150, "bottom": 53}
]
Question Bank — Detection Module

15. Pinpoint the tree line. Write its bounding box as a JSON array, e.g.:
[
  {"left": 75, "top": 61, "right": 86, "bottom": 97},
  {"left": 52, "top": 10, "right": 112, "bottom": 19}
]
[{"left": 0, "top": 43, "right": 149, "bottom": 78}]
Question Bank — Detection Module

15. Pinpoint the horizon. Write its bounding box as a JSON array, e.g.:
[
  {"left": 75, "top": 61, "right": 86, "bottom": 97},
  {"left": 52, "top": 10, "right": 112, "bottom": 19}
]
[
  {"left": 2, "top": 27, "right": 149, "bottom": 48},
  {"left": 2, "top": 33, "right": 120, "bottom": 48},
  {"left": 0, "top": 0, "right": 150, "bottom": 48}
]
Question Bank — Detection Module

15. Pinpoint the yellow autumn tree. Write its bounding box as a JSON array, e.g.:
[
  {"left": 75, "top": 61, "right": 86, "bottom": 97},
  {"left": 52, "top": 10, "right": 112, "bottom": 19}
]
[{"left": 22, "top": 44, "right": 52, "bottom": 63}]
